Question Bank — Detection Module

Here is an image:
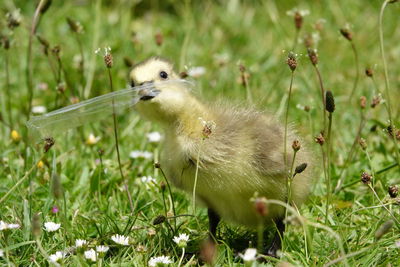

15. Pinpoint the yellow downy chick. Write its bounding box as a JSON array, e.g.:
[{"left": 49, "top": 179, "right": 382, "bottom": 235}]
[{"left": 130, "top": 57, "right": 313, "bottom": 256}]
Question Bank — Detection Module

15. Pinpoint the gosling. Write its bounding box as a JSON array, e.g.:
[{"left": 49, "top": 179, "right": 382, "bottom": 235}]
[{"left": 129, "top": 57, "right": 313, "bottom": 256}]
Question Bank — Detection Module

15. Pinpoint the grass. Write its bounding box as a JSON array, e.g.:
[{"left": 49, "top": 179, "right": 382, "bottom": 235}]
[{"left": 1, "top": 0, "right": 400, "bottom": 266}]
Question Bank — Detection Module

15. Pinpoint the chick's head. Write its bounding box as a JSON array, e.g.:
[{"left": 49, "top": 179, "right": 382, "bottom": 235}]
[{"left": 129, "top": 57, "right": 193, "bottom": 125}]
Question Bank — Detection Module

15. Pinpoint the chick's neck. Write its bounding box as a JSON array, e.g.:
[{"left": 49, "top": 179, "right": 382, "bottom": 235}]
[{"left": 166, "top": 95, "right": 213, "bottom": 139}]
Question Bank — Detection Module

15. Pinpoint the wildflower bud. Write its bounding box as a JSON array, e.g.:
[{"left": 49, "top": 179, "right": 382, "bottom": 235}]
[
  {"left": 307, "top": 48, "right": 318, "bottom": 65},
  {"left": 294, "top": 12, "right": 303, "bottom": 30},
  {"left": 104, "top": 54, "right": 113, "bottom": 68},
  {"left": 387, "top": 125, "right": 394, "bottom": 137},
  {"left": 303, "top": 33, "right": 313, "bottom": 48},
  {"left": 200, "top": 119, "right": 216, "bottom": 139},
  {"left": 39, "top": 0, "right": 52, "bottom": 14},
  {"left": 375, "top": 220, "right": 394, "bottom": 240},
  {"left": 371, "top": 95, "right": 381, "bottom": 108},
  {"left": 66, "top": 17, "right": 82, "bottom": 34},
  {"left": 292, "top": 140, "right": 301, "bottom": 152},
  {"left": 339, "top": 28, "right": 353, "bottom": 41},
  {"left": 315, "top": 132, "right": 325, "bottom": 146},
  {"left": 365, "top": 68, "right": 373, "bottom": 77},
  {"left": 43, "top": 137, "right": 55, "bottom": 153},
  {"left": 11, "top": 130, "right": 21, "bottom": 142},
  {"left": 294, "top": 163, "right": 307, "bottom": 176},
  {"left": 154, "top": 162, "right": 161, "bottom": 169},
  {"left": 361, "top": 172, "right": 372, "bottom": 184},
  {"left": 51, "top": 173, "right": 62, "bottom": 199},
  {"left": 396, "top": 130, "right": 400, "bottom": 141},
  {"left": 70, "top": 96, "right": 80, "bottom": 104},
  {"left": 239, "top": 64, "right": 246, "bottom": 73},
  {"left": 123, "top": 56, "right": 134, "bottom": 68},
  {"left": 155, "top": 33, "right": 163, "bottom": 46},
  {"left": 358, "top": 138, "right": 367, "bottom": 150},
  {"left": 6, "top": 11, "right": 21, "bottom": 29},
  {"left": 160, "top": 181, "right": 166, "bottom": 192},
  {"left": 1, "top": 35, "right": 10, "bottom": 50},
  {"left": 360, "top": 96, "right": 367, "bottom": 109},
  {"left": 388, "top": 185, "right": 398, "bottom": 198},
  {"left": 32, "top": 213, "right": 41, "bottom": 238},
  {"left": 147, "top": 228, "right": 156, "bottom": 236},
  {"left": 152, "top": 215, "right": 166, "bottom": 225},
  {"left": 304, "top": 105, "right": 310, "bottom": 112},
  {"left": 254, "top": 197, "right": 268, "bottom": 217},
  {"left": 51, "top": 205, "right": 59, "bottom": 214},
  {"left": 56, "top": 83, "right": 66, "bottom": 93},
  {"left": 179, "top": 71, "right": 188, "bottom": 79},
  {"left": 97, "top": 148, "right": 104, "bottom": 156},
  {"left": 51, "top": 45, "right": 61, "bottom": 59},
  {"left": 37, "top": 160, "right": 45, "bottom": 169},
  {"left": 325, "top": 90, "right": 335, "bottom": 113},
  {"left": 286, "top": 52, "right": 297, "bottom": 71},
  {"left": 200, "top": 239, "right": 217, "bottom": 265}
]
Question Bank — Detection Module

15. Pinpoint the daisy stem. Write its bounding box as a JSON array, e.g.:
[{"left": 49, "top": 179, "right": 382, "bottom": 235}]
[{"left": 178, "top": 247, "right": 185, "bottom": 267}]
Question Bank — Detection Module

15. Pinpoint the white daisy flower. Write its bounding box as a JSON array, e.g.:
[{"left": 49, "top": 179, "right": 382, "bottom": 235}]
[
  {"left": 111, "top": 234, "right": 130, "bottom": 246},
  {"left": 129, "top": 150, "right": 153, "bottom": 159},
  {"left": 75, "top": 239, "right": 87, "bottom": 248},
  {"left": 6, "top": 223, "right": 20, "bottom": 229},
  {"left": 0, "top": 221, "right": 8, "bottom": 231},
  {"left": 148, "top": 255, "right": 173, "bottom": 266},
  {"left": 187, "top": 66, "right": 206, "bottom": 78},
  {"left": 32, "top": 106, "right": 47, "bottom": 114},
  {"left": 173, "top": 233, "right": 189, "bottom": 248},
  {"left": 49, "top": 251, "right": 65, "bottom": 264},
  {"left": 140, "top": 176, "right": 156, "bottom": 184},
  {"left": 0, "top": 221, "right": 20, "bottom": 231},
  {"left": 96, "top": 245, "right": 109, "bottom": 253},
  {"left": 147, "top": 131, "right": 162, "bottom": 143},
  {"left": 44, "top": 222, "right": 61, "bottom": 232},
  {"left": 286, "top": 8, "right": 310, "bottom": 17},
  {"left": 239, "top": 248, "right": 257, "bottom": 262},
  {"left": 84, "top": 249, "right": 97, "bottom": 262}
]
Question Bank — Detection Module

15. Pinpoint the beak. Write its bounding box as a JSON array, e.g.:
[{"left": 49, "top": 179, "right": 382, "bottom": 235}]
[{"left": 137, "top": 81, "right": 161, "bottom": 101}]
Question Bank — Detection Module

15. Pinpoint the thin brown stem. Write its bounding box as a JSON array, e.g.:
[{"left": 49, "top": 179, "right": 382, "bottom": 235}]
[
  {"left": 5, "top": 50, "right": 12, "bottom": 128},
  {"left": 313, "top": 65, "right": 326, "bottom": 131},
  {"left": 107, "top": 68, "right": 134, "bottom": 213},
  {"left": 379, "top": 0, "right": 400, "bottom": 168},
  {"left": 284, "top": 71, "right": 295, "bottom": 168},
  {"left": 348, "top": 41, "right": 360, "bottom": 102},
  {"left": 26, "top": 0, "right": 47, "bottom": 120}
]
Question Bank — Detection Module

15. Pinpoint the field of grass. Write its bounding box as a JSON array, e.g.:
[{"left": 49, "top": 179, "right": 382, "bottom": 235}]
[{"left": 1, "top": 0, "right": 400, "bottom": 266}]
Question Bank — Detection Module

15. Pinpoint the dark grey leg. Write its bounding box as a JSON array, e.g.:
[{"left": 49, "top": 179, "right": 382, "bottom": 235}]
[
  {"left": 266, "top": 218, "right": 285, "bottom": 257},
  {"left": 208, "top": 208, "right": 220, "bottom": 241}
]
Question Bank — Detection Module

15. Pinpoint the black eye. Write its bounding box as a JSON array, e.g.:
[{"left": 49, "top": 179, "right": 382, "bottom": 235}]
[
  {"left": 159, "top": 71, "right": 168, "bottom": 79},
  {"left": 130, "top": 80, "right": 135, "bottom": 87}
]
